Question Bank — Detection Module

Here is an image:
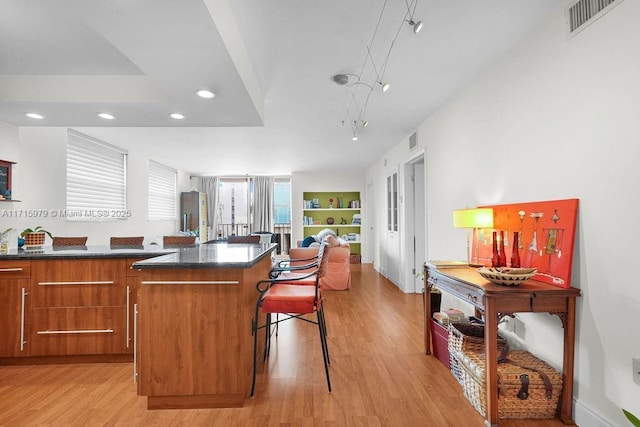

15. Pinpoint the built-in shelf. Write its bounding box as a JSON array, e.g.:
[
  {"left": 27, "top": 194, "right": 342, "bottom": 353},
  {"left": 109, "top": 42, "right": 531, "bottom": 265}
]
[
  {"left": 0, "top": 199, "right": 21, "bottom": 202},
  {"left": 303, "top": 208, "right": 360, "bottom": 211},
  {"left": 303, "top": 224, "right": 360, "bottom": 228},
  {"left": 303, "top": 191, "right": 362, "bottom": 255}
]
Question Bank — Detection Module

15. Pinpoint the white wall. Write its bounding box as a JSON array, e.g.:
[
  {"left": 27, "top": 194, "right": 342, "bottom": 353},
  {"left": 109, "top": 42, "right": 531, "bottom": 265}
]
[
  {"left": 1, "top": 125, "right": 190, "bottom": 245},
  {"left": 366, "top": 1, "right": 640, "bottom": 426}
]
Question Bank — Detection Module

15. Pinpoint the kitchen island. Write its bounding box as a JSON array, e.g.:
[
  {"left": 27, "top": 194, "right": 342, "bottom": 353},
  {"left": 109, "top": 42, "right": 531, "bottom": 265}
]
[
  {"left": 132, "top": 243, "right": 276, "bottom": 409},
  {"left": 0, "top": 245, "right": 174, "bottom": 361}
]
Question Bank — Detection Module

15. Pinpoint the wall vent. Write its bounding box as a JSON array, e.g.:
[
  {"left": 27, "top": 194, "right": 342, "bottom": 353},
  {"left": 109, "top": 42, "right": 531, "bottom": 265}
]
[
  {"left": 409, "top": 131, "right": 418, "bottom": 150},
  {"left": 567, "top": 0, "right": 622, "bottom": 37}
]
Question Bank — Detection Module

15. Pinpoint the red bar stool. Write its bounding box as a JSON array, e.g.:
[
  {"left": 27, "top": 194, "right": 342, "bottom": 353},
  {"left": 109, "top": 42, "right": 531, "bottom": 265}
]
[{"left": 250, "top": 243, "right": 331, "bottom": 397}]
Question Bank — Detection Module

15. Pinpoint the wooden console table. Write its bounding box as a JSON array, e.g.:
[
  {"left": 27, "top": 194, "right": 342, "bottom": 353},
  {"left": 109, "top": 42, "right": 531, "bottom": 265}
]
[{"left": 423, "top": 263, "right": 580, "bottom": 427}]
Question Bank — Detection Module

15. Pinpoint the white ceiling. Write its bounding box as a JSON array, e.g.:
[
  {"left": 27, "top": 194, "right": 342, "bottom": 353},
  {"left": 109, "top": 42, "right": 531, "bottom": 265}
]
[{"left": 0, "top": 0, "right": 561, "bottom": 176}]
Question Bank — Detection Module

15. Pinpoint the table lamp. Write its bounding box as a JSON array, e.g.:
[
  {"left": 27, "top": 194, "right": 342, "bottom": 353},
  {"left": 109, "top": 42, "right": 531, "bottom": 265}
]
[{"left": 453, "top": 207, "right": 494, "bottom": 266}]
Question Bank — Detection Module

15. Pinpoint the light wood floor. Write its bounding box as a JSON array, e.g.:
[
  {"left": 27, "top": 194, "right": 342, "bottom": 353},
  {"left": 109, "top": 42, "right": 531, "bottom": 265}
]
[{"left": 0, "top": 264, "right": 569, "bottom": 427}]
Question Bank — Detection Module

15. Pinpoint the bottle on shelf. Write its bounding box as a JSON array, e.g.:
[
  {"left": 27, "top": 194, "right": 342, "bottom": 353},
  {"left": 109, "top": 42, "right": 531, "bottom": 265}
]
[
  {"left": 510, "top": 231, "right": 521, "bottom": 268},
  {"left": 491, "top": 231, "right": 500, "bottom": 268},
  {"left": 498, "top": 231, "right": 507, "bottom": 267}
]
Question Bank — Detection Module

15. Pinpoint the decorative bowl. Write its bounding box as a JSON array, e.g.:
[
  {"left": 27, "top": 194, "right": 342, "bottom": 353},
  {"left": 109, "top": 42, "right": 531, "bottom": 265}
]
[{"left": 476, "top": 267, "right": 537, "bottom": 286}]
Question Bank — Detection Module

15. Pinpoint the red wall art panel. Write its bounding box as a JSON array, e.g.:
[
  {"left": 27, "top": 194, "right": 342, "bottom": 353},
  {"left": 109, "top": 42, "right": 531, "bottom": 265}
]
[{"left": 471, "top": 198, "right": 579, "bottom": 288}]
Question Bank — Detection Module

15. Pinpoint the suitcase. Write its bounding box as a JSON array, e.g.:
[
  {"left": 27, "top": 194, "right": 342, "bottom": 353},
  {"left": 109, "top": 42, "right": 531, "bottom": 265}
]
[{"left": 459, "top": 349, "right": 563, "bottom": 419}]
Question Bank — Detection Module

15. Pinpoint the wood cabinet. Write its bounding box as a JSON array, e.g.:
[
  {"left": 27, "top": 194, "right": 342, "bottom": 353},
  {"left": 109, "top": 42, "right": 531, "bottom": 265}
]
[
  {"left": 302, "top": 191, "right": 361, "bottom": 255},
  {"left": 29, "top": 258, "right": 128, "bottom": 356},
  {"left": 0, "top": 260, "right": 30, "bottom": 357},
  {"left": 137, "top": 255, "right": 271, "bottom": 409}
]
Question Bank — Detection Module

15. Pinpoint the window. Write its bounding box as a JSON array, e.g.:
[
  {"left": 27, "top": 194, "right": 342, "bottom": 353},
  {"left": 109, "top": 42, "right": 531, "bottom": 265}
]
[
  {"left": 66, "top": 130, "right": 127, "bottom": 220},
  {"left": 216, "top": 178, "right": 250, "bottom": 237},
  {"left": 387, "top": 172, "right": 398, "bottom": 231},
  {"left": 148, "top": 161, "right": 177, "bottom": 220},
  {"left": 273, "top": 179, "right": 291, "bottom": 225}
]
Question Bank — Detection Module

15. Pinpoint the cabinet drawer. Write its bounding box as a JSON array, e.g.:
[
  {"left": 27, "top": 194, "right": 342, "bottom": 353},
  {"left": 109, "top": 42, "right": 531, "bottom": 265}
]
[
  {"left": 0, "top": 260, "right": 31, "bottom": 278},
  {"left": 29, "top": 307, "right": 126, "bottom": 356},
  {"left": 430, "top": 274, "right": 484, "bottom": 309},
  {"left": 31, "top": 259, "right": 126, "bottom": 307}
]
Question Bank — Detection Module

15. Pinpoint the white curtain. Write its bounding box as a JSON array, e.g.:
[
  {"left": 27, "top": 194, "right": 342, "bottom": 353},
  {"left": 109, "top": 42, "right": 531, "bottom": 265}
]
[
  {"left": 198, "top": 176, "right": 220, "bottom": 240},
  {"left": 252, "top": 176, "right": 274, "bottom": 232}
]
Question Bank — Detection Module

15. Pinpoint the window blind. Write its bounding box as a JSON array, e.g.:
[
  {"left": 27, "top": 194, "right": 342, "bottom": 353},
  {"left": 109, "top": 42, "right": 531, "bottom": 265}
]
[
  {"left": 148, "top": 160, "right": 177, "bottom": 220},
  {"left": 66, "top": 130, "right": 127, "bottom": 220}
]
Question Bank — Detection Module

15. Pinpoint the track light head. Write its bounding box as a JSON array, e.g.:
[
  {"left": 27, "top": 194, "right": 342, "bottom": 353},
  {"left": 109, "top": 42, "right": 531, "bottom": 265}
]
[
  {"left": 361, "top": 120, "right": 369, "bottom": 127},
  {"left": 378, "top": 81, "right": 390, "bottom": 92},
  {"left": 407, "top": 19, "right": 424, "bottom": 34}
]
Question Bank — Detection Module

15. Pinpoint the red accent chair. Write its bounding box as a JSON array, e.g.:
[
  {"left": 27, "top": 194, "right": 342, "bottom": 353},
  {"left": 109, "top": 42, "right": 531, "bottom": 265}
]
[{"left": 250, "top": 243, "right": 331, "bottom": 397}]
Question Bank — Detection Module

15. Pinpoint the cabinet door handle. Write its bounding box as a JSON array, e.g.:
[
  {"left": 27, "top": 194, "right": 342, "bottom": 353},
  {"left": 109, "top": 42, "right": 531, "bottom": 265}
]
[
  {"left": 133, "top": 303, "right": 138, "bottom": 384},
  {"left": 126, "top": 286, "right": 130, "bottom": 349},
  {"left": 37, "top": 329, "right": 114, "bottom": 334},
  {"left": 467, "top": 293, "right": 478, "bottom": 303},
  {"left": 20, "top": 288, "right": 27, "bottom": 351},
  {"left": 38, "top": 281, "right": 115, "bottom": 286},
  {"left": 0, "top": 268, "right": 24, "bottom": 272}
]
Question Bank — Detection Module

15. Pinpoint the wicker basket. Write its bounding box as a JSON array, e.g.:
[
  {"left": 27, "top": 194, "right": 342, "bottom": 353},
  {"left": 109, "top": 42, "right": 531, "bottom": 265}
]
[
  {"left": 23, "top": 232, "right": 45, "bottom": 248},
  {"left": 448, "top": 322, "right": 508, "bottom": 385},
  {"left": 460, "top": 349, "right": 563, "bottom": 419}
]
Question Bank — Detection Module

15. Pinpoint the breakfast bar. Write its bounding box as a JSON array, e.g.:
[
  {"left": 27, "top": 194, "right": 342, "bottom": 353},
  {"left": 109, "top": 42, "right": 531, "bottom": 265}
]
[{"left": 132, "top": 243, "right": 276, "bottom": 409}]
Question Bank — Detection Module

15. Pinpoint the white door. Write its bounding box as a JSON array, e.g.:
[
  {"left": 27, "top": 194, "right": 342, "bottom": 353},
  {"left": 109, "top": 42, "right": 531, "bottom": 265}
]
[{"left": 384, "top": 171, "right": 400, "bottom": 286}]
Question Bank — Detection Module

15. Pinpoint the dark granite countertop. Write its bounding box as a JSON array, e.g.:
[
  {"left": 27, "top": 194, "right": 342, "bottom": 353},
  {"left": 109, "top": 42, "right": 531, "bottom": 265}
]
[
  {"left": 132, "top": 243, "right": 277, "bottom": 269},
  {"left": 0, "top": 244, "right": 176, "bottom": 260}
]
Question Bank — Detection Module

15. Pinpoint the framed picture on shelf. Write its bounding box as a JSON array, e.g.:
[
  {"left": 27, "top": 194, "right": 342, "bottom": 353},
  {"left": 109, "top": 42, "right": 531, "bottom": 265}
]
[{"left": 0, "top": 159, "right": 15, "bottom": 199}]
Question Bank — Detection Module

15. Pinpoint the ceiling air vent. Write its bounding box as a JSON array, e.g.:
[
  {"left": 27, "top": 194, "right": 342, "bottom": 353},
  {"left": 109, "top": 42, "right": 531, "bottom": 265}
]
[
  {"left": 409, "top": 131, "right": 418, "bottom": 150},
  {"left": 567, "top": 0, "right": 622, "bottom": 37}
]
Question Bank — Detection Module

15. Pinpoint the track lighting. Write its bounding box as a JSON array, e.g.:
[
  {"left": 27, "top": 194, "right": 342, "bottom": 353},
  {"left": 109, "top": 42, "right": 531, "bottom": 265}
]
[
  {"left": 335, "top": 0, "right": 420, "bottom": 138},
  {"left": 407, "top": 19, "right": 423, "bottom": 34}
]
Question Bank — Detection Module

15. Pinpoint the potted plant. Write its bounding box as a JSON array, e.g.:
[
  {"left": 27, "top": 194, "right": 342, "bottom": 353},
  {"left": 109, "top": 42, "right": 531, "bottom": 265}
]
[
  {"left": 624, "top": 409, "right": 640, "bottom": 427},
  {"left": 20, "top": 226, "right": 53, "bottom": 248}
]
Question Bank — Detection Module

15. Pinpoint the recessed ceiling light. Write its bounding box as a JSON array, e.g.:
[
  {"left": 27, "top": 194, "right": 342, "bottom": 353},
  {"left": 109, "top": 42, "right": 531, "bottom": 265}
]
[
  {"left": 170, "top": 113, "right": 185, "bottom": 120},
  {"left": 98, "top": 113, "right": 115, "bottom": 120},
  {"left": 196, "top": 89, "right": 216, "bottom": 99},
  {"left": 25, "top": 112, "right": 44, "bottom": 120}
]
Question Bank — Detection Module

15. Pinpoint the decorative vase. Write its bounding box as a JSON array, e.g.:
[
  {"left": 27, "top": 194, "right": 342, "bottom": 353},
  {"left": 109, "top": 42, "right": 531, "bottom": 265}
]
[
  {"left": 498, "top": 231, "right": 507, "bottom": 267},
  {"left": 491, "top": 231, "right": 500, "bottom": 267},
  {"left": 510, "top": 231, "right": 521, "bottom": 267}
]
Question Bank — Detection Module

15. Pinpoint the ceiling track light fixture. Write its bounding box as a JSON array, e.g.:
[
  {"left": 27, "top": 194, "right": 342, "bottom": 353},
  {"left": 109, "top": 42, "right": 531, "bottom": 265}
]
[
  {"left": 334, "top": 0, "right": 422, "bottom": 140},
  {"left": 332, "top": 74, "right": 375, "bottom": 91},
  {"left": 377, "top": 81, "right": 390, "bottom": 92},
  {"left": 404, "top": 0, "right": 423, "bottom": 34},
  {"left": 406, "top": 19, "right": 424, "bottom": 34}
]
